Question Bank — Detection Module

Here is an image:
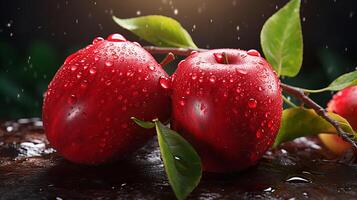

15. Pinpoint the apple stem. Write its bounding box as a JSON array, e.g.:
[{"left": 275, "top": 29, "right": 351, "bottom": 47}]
[
  {"left": 144, "top": 45, "right": 357, "bottom": 149},
  {"left": 160, "top": 52, "right": 176, "bottom": 67},
  {"left": 222, "top": 52, "right": 229, "bottom": 64},
  {"left": 280, "top": 83, "right": 357, "bottom": 150}
]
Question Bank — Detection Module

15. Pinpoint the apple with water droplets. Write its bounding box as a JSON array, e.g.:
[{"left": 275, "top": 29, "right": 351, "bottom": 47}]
[
  {"left": 43, "top": 34, "right": 171, "bottom": 164},
  {"left": 319, "top": 86, "right": 357, "bottom": 155},
  {"left": 171, "top": 49, "right": 283, "bottom": 172}
]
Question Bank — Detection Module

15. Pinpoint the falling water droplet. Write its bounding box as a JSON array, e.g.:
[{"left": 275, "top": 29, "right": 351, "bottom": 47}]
[
  {"left": 247, "top": 49, "right": 261, "bottom": 57},
  {"left": 107, "top": 33, "right": 126, "bottom": 42},
  {"left": 159, "top": 76, "right": 171, "bottom": 89},
  {"left": 247, "top": 98, "right": 257, "bottom": 109},
  {"left": 92, "top": 37, "right": 104, "bottom": 44}
]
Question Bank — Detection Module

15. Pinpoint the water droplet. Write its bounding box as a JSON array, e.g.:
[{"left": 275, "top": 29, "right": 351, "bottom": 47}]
[
  {"left": 133, "top": 42, "right": 141, "bottom": 47},
  {"left": 107, "top": 33, "right": 126, "bottom": 42},
  {"left": 236, "top": 87, "right": 241, "bottom": 93},
  {"left": 70, "top": 66, "right": 77, "bottom": 71},
  {"left": 179, "top": 97, "right": 186, "bottom": 106},
  {"left": 94, "top": 56, "right": 100, "bottom": 62},
  {"left": 76, "top": 72, "right": 82, "bottom": 79},
  {"left": 256, "top": 129, "right": 262, "bottom": 138},
  {"left": 237, "top": 69, "right": 247, "bottom": 75},
  {"left": 67, "top": 94, "right": 77, "bottom": 104},
  {"left": 89, "top": 68, "right": 97, "bottom": 75},
  {"left": 142, "top": 87, "right": 148, "bottom": 93},
  {"left": 105, "top": 61, "right": 113, "bottom": 67},
  {"left": 285, "top": 176, "right": 311, "bottom": 183},
  {"left": 209, "top": 76, "right": 216, "bottom": 83},
  {"left": 148, "top": 65, "right": 156, "bottom": 71},
  {"left": 191, "top": 74, "right": 197, "bottom": 80},
  {"left": 258, "top": 87, "right": 263, "bottom": 91},
  {"left": 105, "top": 80, "right": 112, "bottom": 86},
  {"left": 213, "top": 52, "right": 223, "bottom": 63},
  {"left": 64, "top": 53, "right": 78, "bottom": 64},
  {"left": 247, "top": 49, "right": 261, "bottom": 57},
  {"left": 159, "top": 76, "right": 171, "bottom": 89},
  {"left": 247, "top": 98, "right": 257, "bottom": 109},
  {"left": 80, "top": 80, "right": 88, "bottom": 89},
  {"left": 92, "top": 37, "right": 104, "bottom": 44},
  {"left": 190, "top": 51, "right": 198, "bottom": 56}
]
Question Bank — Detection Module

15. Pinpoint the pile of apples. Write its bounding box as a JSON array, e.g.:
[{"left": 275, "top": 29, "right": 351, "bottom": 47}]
[{"left": 43, "top": 34, "right": 355, "bottom": 173}]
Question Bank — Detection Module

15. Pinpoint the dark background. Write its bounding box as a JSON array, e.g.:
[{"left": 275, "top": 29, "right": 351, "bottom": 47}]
[{"left": 0, "top": 0, "right": 356, "bottom": 119}]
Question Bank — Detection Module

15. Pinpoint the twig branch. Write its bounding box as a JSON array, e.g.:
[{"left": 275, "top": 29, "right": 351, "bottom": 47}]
[
  {"left": 280, "top": 83, "right": 357, "bottom": 149},
  {"left": 144, "top": 46, "right": 207, "bottom": 56},
  {"left": 144, "top": 45, "right": 357, "bottom": 149}
]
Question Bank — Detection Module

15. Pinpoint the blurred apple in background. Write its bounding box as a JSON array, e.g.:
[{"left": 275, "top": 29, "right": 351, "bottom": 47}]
[{"left": 319, "top": 86, "right": 357, "bottom": 155}]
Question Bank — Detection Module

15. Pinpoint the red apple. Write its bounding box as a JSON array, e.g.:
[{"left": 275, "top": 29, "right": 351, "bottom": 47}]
[
  {"left": 319, "top": 86, "right": 357, "bottom": 155},
  {"left": 43, "top": 34, "right": 171, "bottom": 164},
  {"left": 170, "top": 49, "right": 283, "bottom": 172}
]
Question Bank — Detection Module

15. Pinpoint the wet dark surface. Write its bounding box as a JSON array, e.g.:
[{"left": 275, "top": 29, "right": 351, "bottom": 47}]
[{"left": 1, "top": 119, "right": 357, "bottom": 200}]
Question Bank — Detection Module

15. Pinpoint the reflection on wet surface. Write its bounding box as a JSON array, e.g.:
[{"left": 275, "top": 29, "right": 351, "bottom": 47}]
[{"left": 1, "top": 118, "right": 357, "bottom": 199}]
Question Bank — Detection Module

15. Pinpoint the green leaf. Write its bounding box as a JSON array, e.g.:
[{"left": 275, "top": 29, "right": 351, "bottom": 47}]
[
  {"left": 273, "top": 108, "right": 356, "bottom": 148},
  {"left": 131, "top": 117, "right": 155, "bottom": 129},
  {"left": 303, "top": 70, "right": 357, "bottom": 93},
  {"left": 260, "top": 0, "right": 303, "bottom": 77},
  {"left": 154, "top": 120, "right": 201, "bottom": 200},
  {"left": 113, "top": 15, "right": 197, "bottom": 48}
]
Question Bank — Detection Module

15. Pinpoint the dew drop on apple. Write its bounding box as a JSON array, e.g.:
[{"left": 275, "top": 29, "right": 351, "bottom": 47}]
[
  {"left": 89, "top": 68, "right": 97, "bottom": 75},
  {"left": 80, "top": 80, "right": 88, "bottom": 89},
  {"left": 236, "top": 69, "right": 247, "bottom": 75},
  {"left": 236, "top": 87, "right": 241, "bottom": 93},
  {"left": 70, "top": 65, "right": 77, "bottom": 71},
  {"left": 179, "top": 97, "right": 186, "bottom": 106},
  {"left": 92, "top": 37, "right": 104, "bottom": 44},
  {"left": 256, "top": 129, "right": 262, "bottom": 139},
  {"left": 105, "top": 61, "right": 113, "bottom": 67},
  {"left": 107, "top": 33, "right": 126, "bottom": 42},
  {"left": 247, "top": 98, "right": 257, "bottom": 108},
  {"left": 209, "top": 76, "right": 216, "bottom": 83},
  {"left": 213, "top": 52, "right": 223, "bottom": 63},
  {"left": 67, "top": 94, "right": 77, "bottom": 104},
  {"left": 190, "top": 51, "right": 198, "bottom": 56},
  {"left": 148, "top": 65, "right": 156, "bottom": 71},
  {"left": 76, "top": 72, "right": 82, "bottom": 79},
  {"left": 247, "top": 49, "right": 261, "bottom": 57},
  {"left": 159, "top": 76, "right": 171, "bottom": 89}
]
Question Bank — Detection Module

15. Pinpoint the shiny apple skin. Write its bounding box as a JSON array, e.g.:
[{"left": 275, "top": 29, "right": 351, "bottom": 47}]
[
  {"left": 319, "top": 86, "right": 357, "bottom": 155},
  {"left": 171, "top": 49, "right": 283, "bottom": 172},
  {"left": 42, "top": 34, "right": 171, "bottom": 164}
]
